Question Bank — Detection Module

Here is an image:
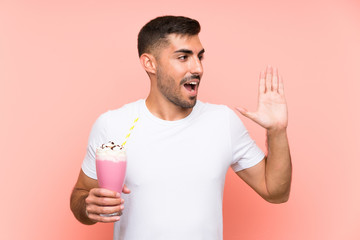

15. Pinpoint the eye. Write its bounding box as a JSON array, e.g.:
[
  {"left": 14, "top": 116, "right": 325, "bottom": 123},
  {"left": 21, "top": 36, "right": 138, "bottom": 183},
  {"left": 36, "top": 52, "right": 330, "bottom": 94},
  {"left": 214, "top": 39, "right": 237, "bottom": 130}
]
[
  {"left": 198, "top": 55, "right": 204, "bottom": 61},
  {"left": 178, "top": 55, "right": 188, "bottom": 60}
]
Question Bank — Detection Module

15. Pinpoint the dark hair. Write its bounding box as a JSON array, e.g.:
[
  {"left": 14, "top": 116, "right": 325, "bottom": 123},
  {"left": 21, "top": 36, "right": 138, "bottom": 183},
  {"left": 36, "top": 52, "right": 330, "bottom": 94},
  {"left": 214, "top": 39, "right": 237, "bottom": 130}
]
[{"left": 137, "top": 15, "right": 201, "bottom": 57}]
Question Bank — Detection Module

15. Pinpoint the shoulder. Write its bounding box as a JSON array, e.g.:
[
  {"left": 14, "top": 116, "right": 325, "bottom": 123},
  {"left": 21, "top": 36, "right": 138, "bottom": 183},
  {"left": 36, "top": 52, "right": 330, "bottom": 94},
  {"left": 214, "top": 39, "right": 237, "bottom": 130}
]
[
  {"left": 193, "top": 101, "right": 239, "bottom": 128},
  {"left": 101, "top": 99, "right": 143, "bottom": 118},
  {"left": 197, "top": 100, "right": 245, "bottom": 128},
  {"left": 196, "top": 100, "right": 233, "bottom": 116},
  {"left": 96, "top": 99, "right": 143, "bottom": 127}
]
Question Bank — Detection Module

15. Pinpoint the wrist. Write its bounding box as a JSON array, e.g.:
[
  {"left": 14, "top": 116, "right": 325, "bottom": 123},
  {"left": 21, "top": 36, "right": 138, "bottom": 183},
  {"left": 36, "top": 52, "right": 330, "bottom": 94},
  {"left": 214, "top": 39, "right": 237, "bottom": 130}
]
[{"left": 267, "top": 127, "right": 287, "bottom": 136}]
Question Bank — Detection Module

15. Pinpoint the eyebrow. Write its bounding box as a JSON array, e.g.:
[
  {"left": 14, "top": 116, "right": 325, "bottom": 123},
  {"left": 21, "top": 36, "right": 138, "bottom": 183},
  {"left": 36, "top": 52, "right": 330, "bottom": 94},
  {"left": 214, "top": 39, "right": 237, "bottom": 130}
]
[{"left": 174, "top": 48, "right": 205, "bottom": 56}]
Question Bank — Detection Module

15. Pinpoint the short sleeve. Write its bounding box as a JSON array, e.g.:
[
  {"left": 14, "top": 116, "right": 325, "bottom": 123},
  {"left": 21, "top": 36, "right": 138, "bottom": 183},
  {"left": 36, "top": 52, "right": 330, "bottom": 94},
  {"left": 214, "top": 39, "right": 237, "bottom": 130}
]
[
  {"left": 81, "top": 113, "right": 109, "bottom": 179},
  {"left": 227, "top": 107, "right": 265, "bottom": 172}
]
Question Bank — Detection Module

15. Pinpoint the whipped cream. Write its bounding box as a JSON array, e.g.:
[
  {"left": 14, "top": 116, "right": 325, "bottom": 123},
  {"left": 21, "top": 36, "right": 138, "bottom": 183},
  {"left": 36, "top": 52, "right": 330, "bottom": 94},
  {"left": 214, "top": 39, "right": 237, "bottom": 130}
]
[{"left": 96, "top": 141, "right": 126, "bottom": 162}]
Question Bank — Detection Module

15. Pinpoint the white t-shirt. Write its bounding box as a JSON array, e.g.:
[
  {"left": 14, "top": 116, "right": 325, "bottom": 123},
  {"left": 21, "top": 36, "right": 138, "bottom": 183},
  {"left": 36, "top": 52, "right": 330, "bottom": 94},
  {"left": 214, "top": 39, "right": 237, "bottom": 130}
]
[{"left": 82, "top": 99, "right": 264, "bottom": 240}]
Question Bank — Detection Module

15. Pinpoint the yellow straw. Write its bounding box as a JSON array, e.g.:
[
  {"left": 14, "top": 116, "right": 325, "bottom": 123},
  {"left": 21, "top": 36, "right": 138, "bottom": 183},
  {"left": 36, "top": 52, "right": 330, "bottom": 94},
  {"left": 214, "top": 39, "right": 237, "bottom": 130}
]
[{"left": 122, "top": 117, "right": 139, "bottom": 147}]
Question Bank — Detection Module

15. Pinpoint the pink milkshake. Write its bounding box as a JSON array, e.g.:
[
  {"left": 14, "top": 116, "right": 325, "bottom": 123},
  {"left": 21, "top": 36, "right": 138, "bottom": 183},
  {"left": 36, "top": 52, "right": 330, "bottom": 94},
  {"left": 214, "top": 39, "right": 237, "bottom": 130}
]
[{"left": 96, "top": 141, "right": 127, "bottom": 197}]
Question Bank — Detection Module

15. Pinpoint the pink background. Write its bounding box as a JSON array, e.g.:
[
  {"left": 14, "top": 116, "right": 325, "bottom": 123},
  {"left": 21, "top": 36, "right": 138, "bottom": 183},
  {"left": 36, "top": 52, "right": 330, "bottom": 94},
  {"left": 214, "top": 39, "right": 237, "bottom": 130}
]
[{"left": 1, "top": 0, "right": 359, "bottom": 239}]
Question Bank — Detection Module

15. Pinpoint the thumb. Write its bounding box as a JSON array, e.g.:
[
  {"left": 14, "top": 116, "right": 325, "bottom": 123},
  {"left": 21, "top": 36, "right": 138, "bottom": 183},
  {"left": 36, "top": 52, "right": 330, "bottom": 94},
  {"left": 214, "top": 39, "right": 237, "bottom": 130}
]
[
  {"left": 235, "top": 107, "right": 256, "bottom": 120},
  {"left": 122, "top": 184, "right": 131, "bottom": 194}
]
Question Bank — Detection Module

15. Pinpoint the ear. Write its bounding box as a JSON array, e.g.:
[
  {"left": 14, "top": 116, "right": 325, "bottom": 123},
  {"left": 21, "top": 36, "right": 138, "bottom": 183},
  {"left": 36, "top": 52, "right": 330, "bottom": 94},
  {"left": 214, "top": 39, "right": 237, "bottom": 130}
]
[{"left": 139, "top": 53, "right": 157, "bottom": 75}]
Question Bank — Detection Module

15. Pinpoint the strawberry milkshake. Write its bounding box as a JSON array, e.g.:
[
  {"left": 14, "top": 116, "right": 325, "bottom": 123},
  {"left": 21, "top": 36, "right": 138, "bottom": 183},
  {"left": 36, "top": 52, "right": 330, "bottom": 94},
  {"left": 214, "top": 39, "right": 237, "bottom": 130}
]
[{"left": 96, "top": 141, "right": 127, "bottom": 199}]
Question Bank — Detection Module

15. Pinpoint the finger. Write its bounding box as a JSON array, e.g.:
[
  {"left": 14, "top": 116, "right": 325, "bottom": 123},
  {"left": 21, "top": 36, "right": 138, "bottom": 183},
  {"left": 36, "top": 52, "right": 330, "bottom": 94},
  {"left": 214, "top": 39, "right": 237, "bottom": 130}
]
[
  {"left": 235, "top": 107, "right": 256, "bottom": 121},
  {"left": 265, "top": 65, "right": 272, "bottom": 92},
  {"left": 279, "top": 74, "right": 285, "bottom": 95},
  {"left": 91, "top": 188, "right": 121, "bottom": 198},
  {"left": 87, "top": 212, "right": 121, "bottom": 223},
  {"left": 259, "top": 71, "right": 265, "bottom": 94},
  {"left": 122, "top": 184, "right": 131, "bottom": 194},
  {"left": 87, "top": 196, "right": 122, "bottom": 206},
  {"left": 235, "top": 107, "right": 248, "bottom": 116},
  {"left": 87, "top": 204, "right": 123, "bottom": 215},
  {"left": 86, "top": 191, "right": 122, "bottom": 206},
  {"left": 273, "top": 67, "right": 279, "bottom": 92}
]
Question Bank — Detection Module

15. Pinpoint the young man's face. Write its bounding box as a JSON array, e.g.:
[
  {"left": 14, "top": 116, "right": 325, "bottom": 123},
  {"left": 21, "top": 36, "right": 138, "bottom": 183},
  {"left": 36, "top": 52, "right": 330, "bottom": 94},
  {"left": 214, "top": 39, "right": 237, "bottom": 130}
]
[{"left": 155, "top": 34, "right": 205, "bottom": 108}]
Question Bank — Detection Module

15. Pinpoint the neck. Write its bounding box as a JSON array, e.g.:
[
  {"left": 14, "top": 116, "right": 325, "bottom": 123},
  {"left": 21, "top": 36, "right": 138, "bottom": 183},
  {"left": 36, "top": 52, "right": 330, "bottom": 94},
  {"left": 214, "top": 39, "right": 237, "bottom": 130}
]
[{"left": 145, "top": 91, "right": 193, "bottom": 121}]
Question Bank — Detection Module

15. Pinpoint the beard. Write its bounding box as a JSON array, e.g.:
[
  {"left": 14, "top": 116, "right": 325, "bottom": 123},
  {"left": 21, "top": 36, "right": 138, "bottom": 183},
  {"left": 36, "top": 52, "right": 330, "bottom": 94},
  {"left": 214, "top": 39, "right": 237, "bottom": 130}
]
[{"left": 156, "top": 67, "right": 197, "bottom": 109}]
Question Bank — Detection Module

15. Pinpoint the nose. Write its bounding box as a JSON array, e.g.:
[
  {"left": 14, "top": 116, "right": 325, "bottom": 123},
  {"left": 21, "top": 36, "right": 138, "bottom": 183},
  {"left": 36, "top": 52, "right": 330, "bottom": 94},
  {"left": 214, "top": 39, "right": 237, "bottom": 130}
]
[{"left": 190, "top": 56, "right": 203, "bottom": 76}]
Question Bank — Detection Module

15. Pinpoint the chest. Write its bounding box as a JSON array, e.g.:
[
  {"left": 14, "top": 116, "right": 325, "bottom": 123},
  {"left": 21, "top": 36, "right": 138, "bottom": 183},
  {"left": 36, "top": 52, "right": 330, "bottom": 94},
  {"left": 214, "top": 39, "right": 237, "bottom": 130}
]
[{"left": 124, "top": 119, "right": 232, "bottom": 188}]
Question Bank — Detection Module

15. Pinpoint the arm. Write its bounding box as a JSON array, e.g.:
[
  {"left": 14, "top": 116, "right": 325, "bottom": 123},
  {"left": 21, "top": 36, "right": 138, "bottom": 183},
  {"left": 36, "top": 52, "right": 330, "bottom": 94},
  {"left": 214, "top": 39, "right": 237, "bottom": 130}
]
[
  {"left": 236, "top": 66, "right": 292, "bottom": 203},
  {"left": 70, "top": 169, "right": 130, "bottom": 224}
]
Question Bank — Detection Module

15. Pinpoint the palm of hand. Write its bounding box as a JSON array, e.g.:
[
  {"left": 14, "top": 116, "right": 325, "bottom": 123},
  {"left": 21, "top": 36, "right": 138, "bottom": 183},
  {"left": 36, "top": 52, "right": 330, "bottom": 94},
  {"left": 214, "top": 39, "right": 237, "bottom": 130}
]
[{"left": 237, "top": 66, "right": 288, "bottom": 131}]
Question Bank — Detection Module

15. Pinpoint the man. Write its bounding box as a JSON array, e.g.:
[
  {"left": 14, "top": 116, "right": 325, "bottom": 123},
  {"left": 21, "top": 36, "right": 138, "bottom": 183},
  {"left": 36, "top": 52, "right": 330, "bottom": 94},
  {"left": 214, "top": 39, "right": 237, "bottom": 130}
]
[{"left": 70, "top": 16, "right": 291, "bottom": 240}]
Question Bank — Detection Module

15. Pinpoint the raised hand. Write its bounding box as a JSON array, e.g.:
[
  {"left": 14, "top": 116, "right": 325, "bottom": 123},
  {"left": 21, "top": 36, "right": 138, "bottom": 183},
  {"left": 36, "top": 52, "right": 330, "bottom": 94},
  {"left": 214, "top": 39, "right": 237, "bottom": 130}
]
[{"left": 236, "top": 66, "right": 288, "bottom": 131}]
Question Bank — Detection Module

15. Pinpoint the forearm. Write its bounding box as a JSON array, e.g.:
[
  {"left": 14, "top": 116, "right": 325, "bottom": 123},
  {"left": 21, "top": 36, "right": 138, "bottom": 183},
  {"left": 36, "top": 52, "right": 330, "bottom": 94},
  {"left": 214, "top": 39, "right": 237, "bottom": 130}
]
[
  {"left": 70, "top": 188, "right": 96, "bottom": 225},
  {"left": 265, "top": 128, "right": 292, "bottom": 202}
]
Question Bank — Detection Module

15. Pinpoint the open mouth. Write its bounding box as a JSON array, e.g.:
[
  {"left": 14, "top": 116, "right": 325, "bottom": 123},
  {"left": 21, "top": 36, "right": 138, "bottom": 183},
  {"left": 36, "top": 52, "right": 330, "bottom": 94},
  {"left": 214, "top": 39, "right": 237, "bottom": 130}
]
[{"left": 183, "top": 82, "right": 198, "bottom": 92}]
